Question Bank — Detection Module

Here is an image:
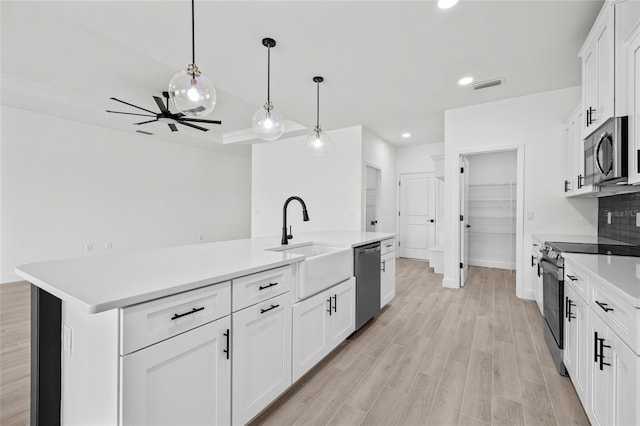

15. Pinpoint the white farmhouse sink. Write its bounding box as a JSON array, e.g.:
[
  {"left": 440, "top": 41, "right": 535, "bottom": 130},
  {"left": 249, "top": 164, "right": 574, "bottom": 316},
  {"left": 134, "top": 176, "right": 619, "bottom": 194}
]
[{"left": 269, "top": 243, "right": 353, "bottom": 300}]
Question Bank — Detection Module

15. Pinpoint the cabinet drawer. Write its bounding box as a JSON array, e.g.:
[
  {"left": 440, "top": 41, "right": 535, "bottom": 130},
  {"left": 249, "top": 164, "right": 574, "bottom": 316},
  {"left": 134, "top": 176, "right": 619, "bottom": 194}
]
[
  {"left": 381, "top": 238, "right": 396, "bottom": 256},
  {"left": 232, "top": 266, "right": 293, "bottom": 312},
  {"left": 589, "top": 276, "right": 640, "bottom": 355},
  {"left": 564, "top": 263, "right": 589, "bottom": 302},
  {"left": 121, "top": 282, "right": 231, "bottom": 355}
]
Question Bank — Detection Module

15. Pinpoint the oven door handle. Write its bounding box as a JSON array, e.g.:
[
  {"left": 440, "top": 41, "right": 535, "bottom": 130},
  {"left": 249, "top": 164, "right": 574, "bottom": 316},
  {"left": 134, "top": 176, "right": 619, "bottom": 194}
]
[{"left": 539, "top": 258, "right": 561, "bottom": 279}]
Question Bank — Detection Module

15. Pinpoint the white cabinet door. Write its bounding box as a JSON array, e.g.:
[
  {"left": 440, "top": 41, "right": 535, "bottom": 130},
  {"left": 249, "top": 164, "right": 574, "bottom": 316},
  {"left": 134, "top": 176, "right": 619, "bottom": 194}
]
[
  {"left": 564, "top": 285, "right": 589, "bottom": 403},
  {"left": 292, "top": 278, "right": 355, "bottom": 383},
  {"left": 232, "top": 292, "right": 292, "bottom": 425},
  {"left": 628, "top": 30, "right": 640, "bottom": 184},
  {"left": 380, "top": 251, "right": 396, "bottom": 308},
  {"left": 328, "top": 278, "right": 356, "bottom": 347},
  {"left": 582, "top": 5, "right": 615, "bottom": 135},
  {"left": 291, "top": 290, "right": 331, "bottom": 382},
  {"left": 588, "top": 309, "right": 638, "bottom": 426},
  {"left": 122, "top": 316, "right": 231, "bottom": 426}
]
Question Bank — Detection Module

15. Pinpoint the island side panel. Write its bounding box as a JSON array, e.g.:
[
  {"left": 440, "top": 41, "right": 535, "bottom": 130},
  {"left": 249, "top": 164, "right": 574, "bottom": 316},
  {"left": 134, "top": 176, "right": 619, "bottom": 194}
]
[{"left": 31, "top": 285, "right": 61, "bottom": 426}]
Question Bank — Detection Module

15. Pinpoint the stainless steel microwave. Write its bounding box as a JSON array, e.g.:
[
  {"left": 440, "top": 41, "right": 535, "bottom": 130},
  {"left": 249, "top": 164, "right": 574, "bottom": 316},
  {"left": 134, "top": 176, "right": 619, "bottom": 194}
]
[{"left": 584, "top": 116, "right": 628, "bottom": 186}]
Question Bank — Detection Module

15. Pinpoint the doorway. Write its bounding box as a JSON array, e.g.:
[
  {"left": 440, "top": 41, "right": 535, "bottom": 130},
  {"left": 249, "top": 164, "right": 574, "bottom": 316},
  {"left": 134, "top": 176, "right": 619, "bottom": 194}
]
[
  {"left": 365, "top": 165, "right": 381, "bottom": 232},
  {"left": 457, "top": 146, "right": 523, "bottom": 294},
  {"left": 398, "top": 172, "right": 436, "bottom": 260}
]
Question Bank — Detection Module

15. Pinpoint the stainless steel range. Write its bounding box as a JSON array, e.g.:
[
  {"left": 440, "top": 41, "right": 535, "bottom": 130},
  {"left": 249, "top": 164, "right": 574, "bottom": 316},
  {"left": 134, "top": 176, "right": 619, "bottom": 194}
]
[{"left": 539, "top": 240, "right": 640, "bottom": 376}]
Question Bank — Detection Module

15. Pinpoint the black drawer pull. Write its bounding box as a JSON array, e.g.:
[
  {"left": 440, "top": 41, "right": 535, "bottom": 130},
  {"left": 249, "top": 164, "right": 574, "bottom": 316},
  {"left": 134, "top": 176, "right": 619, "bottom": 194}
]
[
  {"left": 260, "top": 304, "right": 280, "bottom": 314},
  {"left": 327, "top": 298, "right": 332, "bottom": 316},
  {"left": 566, "top": 275, "right": 577, "bottom": 281},
  {"left": 171, "top": 306, "right": 205, "bottom": 320},
  {"left": 258, "top": 282, "right": 278, "bottom": 291},
  {"left": 223, "top": 329, "right": 230, "bottom": 359},
  {"left": 595, "top": 300, "right": 614, "bottom": 312}
]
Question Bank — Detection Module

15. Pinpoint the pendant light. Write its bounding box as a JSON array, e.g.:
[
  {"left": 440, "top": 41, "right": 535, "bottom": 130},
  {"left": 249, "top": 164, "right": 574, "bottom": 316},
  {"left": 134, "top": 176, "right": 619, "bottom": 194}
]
[
  {"left": 252, "top": 38, "right": 285, "bottom": 141},
  {"left": 306, "top": 76, "right": 329, "bottom": 157},
  {"left": 168, "top": 0, "right": 216, "bottom": 117}
]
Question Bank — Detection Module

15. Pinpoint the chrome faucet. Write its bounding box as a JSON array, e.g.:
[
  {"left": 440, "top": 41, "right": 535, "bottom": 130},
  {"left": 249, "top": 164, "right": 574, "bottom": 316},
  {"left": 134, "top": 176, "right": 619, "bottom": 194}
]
[{"left": 281, "top": 196, "right": 310, "bottom": 245}]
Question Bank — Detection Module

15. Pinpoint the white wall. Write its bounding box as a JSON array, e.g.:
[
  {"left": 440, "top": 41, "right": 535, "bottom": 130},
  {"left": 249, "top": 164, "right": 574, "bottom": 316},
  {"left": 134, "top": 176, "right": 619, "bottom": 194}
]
[
  {"left": 467, "top": 150, "right": 517, "bottom": 184},
  {"left": 362, "top": 127, "right": 397, "bottom": 233},
  {"left": 443, "top": 86, "right": 598, "bottom": 297},
  {"left": 1, "top": 106, "right": 252, "bottom": 283},
  {"left": 396, "top": 142, "right": 444, "bottom": 175},
  {"left": 251, "top": 126, "right": 363, "bottom": 239}
]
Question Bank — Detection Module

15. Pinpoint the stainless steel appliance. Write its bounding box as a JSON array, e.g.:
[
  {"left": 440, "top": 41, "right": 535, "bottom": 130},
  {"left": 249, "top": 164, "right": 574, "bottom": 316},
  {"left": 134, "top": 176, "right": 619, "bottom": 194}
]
[
  {"left": 354, "top": 242, "right": 381, "bottom": 330},
  {"left": 539, "top": 240, "right": 640, "bottom": 376},
  {"left": 584, "top": 116, "right": 628, "bottom": 186},
  {"left": 539, "top": 244, "right": 567, "bottom": 376}
]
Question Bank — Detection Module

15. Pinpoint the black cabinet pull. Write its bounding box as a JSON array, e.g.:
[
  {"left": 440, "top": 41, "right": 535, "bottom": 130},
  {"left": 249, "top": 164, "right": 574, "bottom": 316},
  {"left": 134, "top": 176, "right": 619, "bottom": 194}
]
[
  {"left": 564, "top": 180, "right": 570, "bottom": 192},
  {"left": 333, "top": 294, "right": 337, "bottom": 313},
  {"left": 531, "top": 255, "right": 536, "bottom": 267},
  {"left": 327, "top": 298, "right": 332, "bottom": 316},
  {"left": 223, "top": 329, "right": 230, "bottom": 360},
  {"left": 567, "top": 299, "right": 575, "bottom": 322},
  {"left": 382, "top": 260, "right": 386, "bottom": 273},
  {"left": 594, "top": 331, "right": 600, "bottom": 363},
  {"left": 599, "top": 338, "right": 611, "bottom": 370},
  {"left": 260, "top": 304, "right": 279, "bottom": 314},
  {"left": 595, "top": 300, "right": 614, "bottom": 312},
  {"left": 595, "top": 331, "right": 611, "bottom": 370},
  {"left": 171, "top": 306, "right": 205, "bottom": 320},
  {"left": 565, "top": 296, "right": 569, "bottom": 319},
  {"left": 577, "top": 174, "right": 584, "bottom": 189},
  {"left": 566, "top": 275, "right": 577, "bottom": 281},
  {"left": 258, "top": 282, "right": 278, "bottom": 291}
]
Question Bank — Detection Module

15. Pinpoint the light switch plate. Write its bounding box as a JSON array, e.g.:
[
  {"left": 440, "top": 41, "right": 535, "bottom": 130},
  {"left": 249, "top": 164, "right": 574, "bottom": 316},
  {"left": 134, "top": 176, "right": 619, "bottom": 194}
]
[
  {"left": 607, "top": 212, "right": 612, "bottom": 224},
  {"left": 636, "top": 212, "right": 640, "bottom": 227}
]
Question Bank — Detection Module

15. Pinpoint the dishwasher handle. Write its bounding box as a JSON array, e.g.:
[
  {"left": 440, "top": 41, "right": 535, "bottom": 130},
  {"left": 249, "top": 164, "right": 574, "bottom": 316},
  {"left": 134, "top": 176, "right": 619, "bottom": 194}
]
[{"left": 359, "top": 246, "right": 381, "bottom": 255}]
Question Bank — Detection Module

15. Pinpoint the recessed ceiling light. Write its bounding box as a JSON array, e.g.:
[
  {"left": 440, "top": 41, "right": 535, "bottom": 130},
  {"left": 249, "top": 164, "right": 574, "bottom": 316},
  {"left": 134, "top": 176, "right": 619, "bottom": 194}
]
[
  {"left": 438, "top": 0, "right": 460, "bottom": 9},
  {"left": 402, "top": 133, "right": 411, "bottom": 138},
  {"left": 458, "top": 76, "right": 474, "bottom": 86}
]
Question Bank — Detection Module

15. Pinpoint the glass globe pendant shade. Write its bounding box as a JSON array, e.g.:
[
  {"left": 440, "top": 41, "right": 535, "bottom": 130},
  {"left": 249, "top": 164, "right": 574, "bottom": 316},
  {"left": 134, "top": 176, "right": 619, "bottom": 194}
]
[
  {"left": 306, "top": 129, "right": 329, "bottom": 157},
  {"left": 252, "top": 103, "right": 285, "bottom": 141},
  {"left": 168, "top": 65, "right": 216, "bottom": 117}
]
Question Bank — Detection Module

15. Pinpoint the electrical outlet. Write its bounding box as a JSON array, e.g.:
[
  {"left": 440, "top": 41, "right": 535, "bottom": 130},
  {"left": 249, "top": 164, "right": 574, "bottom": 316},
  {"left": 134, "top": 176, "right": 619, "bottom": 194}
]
[
  {"left": 636, "top": 213, "right": 640, "bottom": 227},
  {"left": 607, "top": 212, "right": 612, "bottom": 225},
  {"left": 106, "top": 242, "right": 112, "bottom": 249},
  {"left": 86, "top": 243, "right": 93, "bottom": 252}
]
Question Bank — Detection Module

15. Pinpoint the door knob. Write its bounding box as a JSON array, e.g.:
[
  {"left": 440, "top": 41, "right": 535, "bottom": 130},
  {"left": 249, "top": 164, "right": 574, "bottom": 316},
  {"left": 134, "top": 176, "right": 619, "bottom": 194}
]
[
  {"left": 466, "top": 224, "right": 471, "bottom": 228},
  {"left": 429, "top": 219, "right": 435, "bottom": 223}
]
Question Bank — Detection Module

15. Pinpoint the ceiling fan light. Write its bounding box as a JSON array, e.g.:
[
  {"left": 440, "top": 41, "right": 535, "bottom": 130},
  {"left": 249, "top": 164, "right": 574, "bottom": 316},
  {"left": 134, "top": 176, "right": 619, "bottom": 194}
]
[
  {"left": 168, "top": 68, "right": 217, "bottom": 117},
  {"left": 252, "top": 103, "right": 285, "bottom": 141}
]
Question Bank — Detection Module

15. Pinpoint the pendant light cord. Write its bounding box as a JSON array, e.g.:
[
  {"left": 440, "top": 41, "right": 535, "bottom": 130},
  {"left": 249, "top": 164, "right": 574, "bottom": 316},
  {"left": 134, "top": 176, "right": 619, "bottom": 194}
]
[
  {"left": 191, "top": 0, "right": 196, "bottom": 73},
  {"left": 316, "top": 81, "right": 320, "bottom": 129},
  {"left": 267, "top": 46, "right": 271, "bottom": 104}
]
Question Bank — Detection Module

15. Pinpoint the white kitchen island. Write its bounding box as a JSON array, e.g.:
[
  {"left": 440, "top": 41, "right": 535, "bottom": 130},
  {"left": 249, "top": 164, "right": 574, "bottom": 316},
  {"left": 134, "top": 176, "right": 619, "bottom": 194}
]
[{"left": 16, "top": 230, "right": 395, "bottom": 426}]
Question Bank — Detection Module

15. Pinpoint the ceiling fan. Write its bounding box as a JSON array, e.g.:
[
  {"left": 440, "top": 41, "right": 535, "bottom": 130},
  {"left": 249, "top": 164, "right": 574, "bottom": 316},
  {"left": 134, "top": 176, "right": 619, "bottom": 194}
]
[{"left": 106, "top": 91, "right": 222, "bottom": 133}]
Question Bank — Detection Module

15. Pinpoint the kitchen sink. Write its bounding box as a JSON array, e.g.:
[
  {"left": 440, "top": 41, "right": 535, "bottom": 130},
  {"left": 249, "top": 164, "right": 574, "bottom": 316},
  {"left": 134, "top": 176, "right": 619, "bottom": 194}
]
[{"left": 268, "top": 243, "right": 353, "bottom": 300}]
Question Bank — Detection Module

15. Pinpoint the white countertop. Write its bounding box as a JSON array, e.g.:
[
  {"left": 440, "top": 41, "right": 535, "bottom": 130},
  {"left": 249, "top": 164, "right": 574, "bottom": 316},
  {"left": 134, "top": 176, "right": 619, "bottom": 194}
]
[
  {"left": 564, "top": 253, "right": 640, "bottom": 308},
  {"left": 16, "top": 230, "right": 395, "bottom": 314},
  {"left": 531, "top": 233, "right": 628, "bottom": 245}
]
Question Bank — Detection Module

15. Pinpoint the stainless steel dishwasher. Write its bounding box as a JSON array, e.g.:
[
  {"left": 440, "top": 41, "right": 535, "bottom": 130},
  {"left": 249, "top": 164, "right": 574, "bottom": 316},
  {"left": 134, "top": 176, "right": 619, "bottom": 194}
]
[{"left": 354, "top": 242, "right": 381, "bottom": 330}]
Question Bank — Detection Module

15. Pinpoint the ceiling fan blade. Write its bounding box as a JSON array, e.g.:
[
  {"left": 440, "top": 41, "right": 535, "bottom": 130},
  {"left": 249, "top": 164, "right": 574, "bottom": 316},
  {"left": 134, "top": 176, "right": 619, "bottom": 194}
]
[
  {"left": 168, "top": 123, "right": 178, "bottom": 132},
  {"left": 106, "top": 110, "right": 157, "bottom": 118},
  {"left": 153, "top": 96, "right": 169, "bottom": 114},
  {"left": 134, "top": 119, "right": 159, "bottom": 125},
  {"left": 110, "top": 97, "right": 157, "bottom": 114},
  {"left": 179, "top": 118, "right": 222, "bottom": 125},
  {"left": 176, "top": 121, "right": 209, "bottom": 132},
  {"left": 183, "top": 106, "right": 206, "bottom": 114}
]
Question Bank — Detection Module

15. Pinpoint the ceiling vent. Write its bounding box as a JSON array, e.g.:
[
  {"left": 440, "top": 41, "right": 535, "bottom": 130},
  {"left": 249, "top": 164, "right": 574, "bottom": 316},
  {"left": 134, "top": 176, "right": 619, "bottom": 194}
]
[{"left": 472, "top": 78, "right": 504, "bottom": 91}]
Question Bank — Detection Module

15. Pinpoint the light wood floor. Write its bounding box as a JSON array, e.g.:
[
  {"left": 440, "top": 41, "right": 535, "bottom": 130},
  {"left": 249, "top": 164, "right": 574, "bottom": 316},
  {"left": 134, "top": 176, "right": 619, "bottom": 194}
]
[
  {"left": 0, "top": 260, "right": 588, "bottom": 426},
  {"left": 250, "top": 259, "right": 589, "bottom": 426}
]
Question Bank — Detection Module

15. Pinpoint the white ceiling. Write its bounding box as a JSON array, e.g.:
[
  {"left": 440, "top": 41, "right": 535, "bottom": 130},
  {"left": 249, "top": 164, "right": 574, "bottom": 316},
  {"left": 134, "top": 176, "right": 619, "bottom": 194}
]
[{"left": 1, "top": 0, "right": 602, "bottom": 153}]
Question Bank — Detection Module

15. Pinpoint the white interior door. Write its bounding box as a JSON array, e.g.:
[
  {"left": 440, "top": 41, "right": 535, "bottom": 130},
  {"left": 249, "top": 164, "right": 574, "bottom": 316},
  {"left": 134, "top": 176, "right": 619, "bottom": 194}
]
[
  {"left": 460, "top": 158, "right": 470, "bottom": 287},
  {"left": 399, "top": 173, "right": 435, "bottom": 260},
  {"left": 365, "top": 166, "right": 381, "bottom": 232}
]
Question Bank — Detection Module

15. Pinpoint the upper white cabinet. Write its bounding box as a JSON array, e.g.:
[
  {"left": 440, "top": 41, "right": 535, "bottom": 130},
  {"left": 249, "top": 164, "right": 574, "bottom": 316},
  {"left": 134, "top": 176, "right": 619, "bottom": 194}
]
[
  {"left": 627, "top": 26, "right": 640, "bottom": 184},
  {"left": 580, "top": 3, "right": 615, "bottom": 135}
]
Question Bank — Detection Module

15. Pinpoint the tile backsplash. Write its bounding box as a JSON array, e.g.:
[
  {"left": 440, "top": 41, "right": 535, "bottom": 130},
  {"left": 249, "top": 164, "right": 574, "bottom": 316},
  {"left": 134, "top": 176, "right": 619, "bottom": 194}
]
[{"left": 598, "top": 192, "right": 640, "bottom": 244}]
